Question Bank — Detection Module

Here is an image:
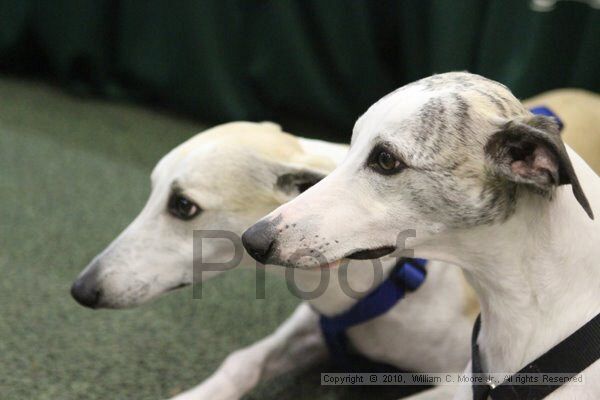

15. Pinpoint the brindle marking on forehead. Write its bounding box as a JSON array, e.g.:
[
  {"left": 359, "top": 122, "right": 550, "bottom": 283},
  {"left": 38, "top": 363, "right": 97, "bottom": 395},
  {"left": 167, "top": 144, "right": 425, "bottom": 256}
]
[
  {"left": 386, "top": 92, "right": 475, "bottom": 166},
  {"left": 373, "top": 72, "right": 487, "bottom": 105},
  {"left": 475, "top": 89, "right": 509, "bottom": 117},
  {"left": 406, "top": 89, "right": 523, "bottom": 155},
  {"left": 405, "top": 72, "right": 525, "bottom": 117}
]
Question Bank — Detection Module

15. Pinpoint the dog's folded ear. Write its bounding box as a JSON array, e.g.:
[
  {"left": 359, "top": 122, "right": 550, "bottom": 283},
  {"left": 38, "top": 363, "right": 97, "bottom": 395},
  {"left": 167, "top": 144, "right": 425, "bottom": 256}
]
[
  {"left": 275, "top": 165, "right": 327, "bottom": 197},
  {"left": 485, "top": 115, "right": 594, "bottom": 219}
]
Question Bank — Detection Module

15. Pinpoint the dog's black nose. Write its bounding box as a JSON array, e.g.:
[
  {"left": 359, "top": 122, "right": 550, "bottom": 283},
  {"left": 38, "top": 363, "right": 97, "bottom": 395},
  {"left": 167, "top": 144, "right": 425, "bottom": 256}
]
[
  {"left": 70, "top": 275, "right": 102, "bottom": 309},
  {"left": 242, "top": 220, "right": 276, "bottom": 264}
]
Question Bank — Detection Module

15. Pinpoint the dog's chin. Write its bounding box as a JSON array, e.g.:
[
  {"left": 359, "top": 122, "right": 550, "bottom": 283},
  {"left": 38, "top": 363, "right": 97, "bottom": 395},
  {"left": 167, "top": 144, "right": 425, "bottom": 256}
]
[
  {"left": 293, "top": 259, "right": 342, "bottom": 270},
  {"left": 93, "top": 300, "right": 140, "bottom": 310},
  {"left": 99, "top": 285, "right": 188, "bottom": 309}
]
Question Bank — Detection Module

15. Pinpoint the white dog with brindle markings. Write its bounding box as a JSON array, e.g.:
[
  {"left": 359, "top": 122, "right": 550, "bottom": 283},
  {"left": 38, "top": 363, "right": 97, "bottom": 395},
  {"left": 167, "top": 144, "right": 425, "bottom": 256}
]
[
  {"left": 242, "top": 73, "right": 600, "bottom": 399},
  {"left": 71, "top": 121, "right": 477, "bottom": 399}
]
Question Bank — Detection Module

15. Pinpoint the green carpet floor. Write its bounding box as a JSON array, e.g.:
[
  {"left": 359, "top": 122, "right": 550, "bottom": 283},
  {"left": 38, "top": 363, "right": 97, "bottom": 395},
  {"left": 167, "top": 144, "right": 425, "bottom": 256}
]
[{"left": 0, "top": 78, "right": 410, "bottom": 400}]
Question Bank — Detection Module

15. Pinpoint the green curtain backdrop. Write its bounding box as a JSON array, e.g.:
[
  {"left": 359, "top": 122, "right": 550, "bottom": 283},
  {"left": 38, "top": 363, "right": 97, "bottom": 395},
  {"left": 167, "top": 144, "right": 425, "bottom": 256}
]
[{"left": 1, "top": 0, "right": 598, "bottom": 132}]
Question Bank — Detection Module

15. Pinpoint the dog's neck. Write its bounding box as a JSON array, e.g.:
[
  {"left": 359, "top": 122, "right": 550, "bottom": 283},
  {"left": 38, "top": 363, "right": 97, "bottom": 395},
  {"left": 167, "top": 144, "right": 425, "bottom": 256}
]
[{"left": 420, "top": 157, "right": 600, "bottom": 374}]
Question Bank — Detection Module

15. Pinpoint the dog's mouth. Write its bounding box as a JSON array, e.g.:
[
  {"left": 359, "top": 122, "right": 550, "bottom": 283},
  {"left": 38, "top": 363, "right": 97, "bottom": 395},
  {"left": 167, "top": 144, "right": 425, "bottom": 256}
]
[
  {"left": 346, "top": 246, "right": 396, "bottom": 260},
  {"left": 309, "top": 246, "right": 396, "bottom": 269},
  {"left": 165, "top": 282, "right": 189, "bottom": 292}
]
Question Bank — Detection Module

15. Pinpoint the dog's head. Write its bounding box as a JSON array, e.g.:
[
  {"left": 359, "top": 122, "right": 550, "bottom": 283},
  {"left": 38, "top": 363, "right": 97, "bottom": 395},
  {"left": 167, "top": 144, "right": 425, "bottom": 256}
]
[
  {"left": 71, "top": 122, "right": 331, "bottom": 308},
  {"left": 242, "top": 72, "right": 594, "bottom": 269}
]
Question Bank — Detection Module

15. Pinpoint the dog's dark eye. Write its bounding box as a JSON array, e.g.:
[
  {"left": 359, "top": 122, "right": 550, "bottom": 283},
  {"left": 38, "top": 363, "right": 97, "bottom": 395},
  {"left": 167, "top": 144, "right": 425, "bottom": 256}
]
[
  {"left": 368, "top": 146, "right": 406, "bottom": 175},
  {"left": 168, "top": 193, "right": 201, "bottom": 220},
  {"left": 377, "top": 151, "right": 398, "bottom": 171}
]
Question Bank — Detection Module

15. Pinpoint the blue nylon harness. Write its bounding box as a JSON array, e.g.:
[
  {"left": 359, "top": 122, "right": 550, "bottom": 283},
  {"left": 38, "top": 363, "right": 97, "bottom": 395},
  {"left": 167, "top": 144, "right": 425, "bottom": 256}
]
[
  {"left": 318, "top": 106, "right": 563, "bottom": 371},
  {"left": 319, "top": 258, "right": 427, "bottom": 369}
]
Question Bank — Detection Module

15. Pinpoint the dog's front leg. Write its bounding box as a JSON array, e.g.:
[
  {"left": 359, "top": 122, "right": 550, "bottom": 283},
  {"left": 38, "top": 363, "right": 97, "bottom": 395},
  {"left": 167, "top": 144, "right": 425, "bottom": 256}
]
[{"left": 167, "top": 302, "right": 327, "bottom": 400}]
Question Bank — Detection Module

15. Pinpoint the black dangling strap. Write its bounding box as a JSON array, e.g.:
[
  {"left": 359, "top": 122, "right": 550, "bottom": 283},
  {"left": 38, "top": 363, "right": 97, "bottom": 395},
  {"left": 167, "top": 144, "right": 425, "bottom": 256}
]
[{"left": 472, "top": 312, "right": 600, "bottom": 400}]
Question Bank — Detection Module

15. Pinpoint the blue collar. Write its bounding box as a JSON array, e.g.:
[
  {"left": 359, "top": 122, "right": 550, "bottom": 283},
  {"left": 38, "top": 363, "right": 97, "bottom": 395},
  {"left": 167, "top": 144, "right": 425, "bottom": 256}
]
[
  {"left": 319, "top": 258, "right": 427, "bottom": 369},
  {"left": 318, "top": 105, "right": 562, "bottom": 371}
]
